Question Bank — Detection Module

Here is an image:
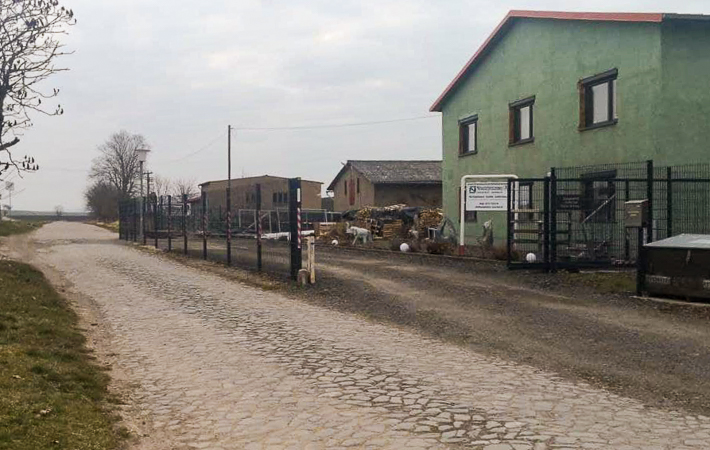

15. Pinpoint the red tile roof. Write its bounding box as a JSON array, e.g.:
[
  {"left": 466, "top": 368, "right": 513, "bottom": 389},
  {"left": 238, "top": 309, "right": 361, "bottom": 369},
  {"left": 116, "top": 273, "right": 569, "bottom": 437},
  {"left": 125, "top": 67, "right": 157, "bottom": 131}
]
[{"left": 429, "top": 10, "right": 667, "bottom": 112}]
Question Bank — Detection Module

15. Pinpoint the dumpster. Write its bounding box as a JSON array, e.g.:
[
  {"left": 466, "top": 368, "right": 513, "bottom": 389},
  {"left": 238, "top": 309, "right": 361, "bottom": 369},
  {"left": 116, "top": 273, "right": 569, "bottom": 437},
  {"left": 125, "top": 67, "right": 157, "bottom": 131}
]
[{"left": 643, "top": 234, "right": 710, "bottom": 299}]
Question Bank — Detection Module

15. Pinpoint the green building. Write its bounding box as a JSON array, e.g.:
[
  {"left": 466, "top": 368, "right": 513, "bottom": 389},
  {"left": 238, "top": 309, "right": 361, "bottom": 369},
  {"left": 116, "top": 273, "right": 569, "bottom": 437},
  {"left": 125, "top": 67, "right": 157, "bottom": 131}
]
[{"left": 431, "top": 10, "right": 710, "bottom": 246}]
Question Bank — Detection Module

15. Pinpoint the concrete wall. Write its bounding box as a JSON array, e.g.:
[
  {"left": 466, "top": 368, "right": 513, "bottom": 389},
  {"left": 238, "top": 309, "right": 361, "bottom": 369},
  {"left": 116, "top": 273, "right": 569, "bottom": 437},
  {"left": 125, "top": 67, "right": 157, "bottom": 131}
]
[
  {"left": 440, "top": 19, "right": 667, "bottom": 243},
  {"left": 374, "top": 184, "right": 442, "bottom": 208},
  {"left": 331, "top": 167, "right": 376, "bottom": 211},
  {"left": 202, "top": 177, "right": 322, "bottom": 211}
]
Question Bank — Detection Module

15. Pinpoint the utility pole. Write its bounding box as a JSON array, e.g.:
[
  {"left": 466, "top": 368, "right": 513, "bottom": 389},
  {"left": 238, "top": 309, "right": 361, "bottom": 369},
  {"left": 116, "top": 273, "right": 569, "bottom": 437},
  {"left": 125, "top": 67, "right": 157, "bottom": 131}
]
[
  {"left": 226, "top": 125, "right": 232, "bottom": 265},
  {"left": 146, "top": 171, "right": 153, "bottom": 197}
]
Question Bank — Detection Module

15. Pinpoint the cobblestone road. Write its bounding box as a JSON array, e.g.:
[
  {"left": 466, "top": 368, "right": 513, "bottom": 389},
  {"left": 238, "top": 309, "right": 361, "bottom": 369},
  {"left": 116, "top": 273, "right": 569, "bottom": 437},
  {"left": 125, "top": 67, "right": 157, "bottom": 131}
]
[{"left": 26, "top": 223, "right": 710, "bottom": 449}]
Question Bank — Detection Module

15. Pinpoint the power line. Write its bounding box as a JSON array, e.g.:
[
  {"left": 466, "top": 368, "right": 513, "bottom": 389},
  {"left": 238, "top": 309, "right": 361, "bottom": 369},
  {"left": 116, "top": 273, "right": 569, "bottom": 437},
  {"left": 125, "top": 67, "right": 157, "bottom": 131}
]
[
  {"left": 156, "top": 132, "right": 225, "bottom": 165},
  {"left": 231, "top": 115, "right": 438, "bottom": 131}
]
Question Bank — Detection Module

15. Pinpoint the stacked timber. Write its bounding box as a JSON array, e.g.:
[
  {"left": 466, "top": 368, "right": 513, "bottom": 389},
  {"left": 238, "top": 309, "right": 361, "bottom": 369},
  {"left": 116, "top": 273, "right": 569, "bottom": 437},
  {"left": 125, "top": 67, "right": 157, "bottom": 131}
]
[{"left": 382, "top": 220, "right": 404, "bottom": 239}]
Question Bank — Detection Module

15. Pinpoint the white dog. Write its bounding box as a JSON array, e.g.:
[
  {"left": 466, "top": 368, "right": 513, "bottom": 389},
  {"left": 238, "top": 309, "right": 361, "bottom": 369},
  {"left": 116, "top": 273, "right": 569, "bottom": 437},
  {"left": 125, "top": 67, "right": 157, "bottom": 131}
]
[{"left": 345, "top": 222, "right": 373, "bottom": 245}]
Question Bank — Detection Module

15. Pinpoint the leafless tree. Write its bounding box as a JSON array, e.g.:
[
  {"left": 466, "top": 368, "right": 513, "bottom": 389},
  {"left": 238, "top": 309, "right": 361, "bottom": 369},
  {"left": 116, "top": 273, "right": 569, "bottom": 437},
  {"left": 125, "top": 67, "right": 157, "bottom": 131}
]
[
  {"left": 152, "top": 174, "right": 172, "bottom": 198},
  {"left": 0, "top": 0, "right": 76, "bottom": 175},
  {"left": 54, "top": 204, "right": 63, "bottom": 217},
  {"left": 89, "top": 131, "right": 149, "bottom": 200},
  {"left": 172, "top": 178, "right": 198, "bottom": 199}
]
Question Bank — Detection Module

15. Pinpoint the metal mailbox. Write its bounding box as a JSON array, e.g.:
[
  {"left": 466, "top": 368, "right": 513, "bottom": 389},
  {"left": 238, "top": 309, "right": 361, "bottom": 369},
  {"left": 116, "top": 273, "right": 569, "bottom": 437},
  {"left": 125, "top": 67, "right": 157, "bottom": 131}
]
[{"left": 625, "top": 199, "right": 649, "bottom": 228}]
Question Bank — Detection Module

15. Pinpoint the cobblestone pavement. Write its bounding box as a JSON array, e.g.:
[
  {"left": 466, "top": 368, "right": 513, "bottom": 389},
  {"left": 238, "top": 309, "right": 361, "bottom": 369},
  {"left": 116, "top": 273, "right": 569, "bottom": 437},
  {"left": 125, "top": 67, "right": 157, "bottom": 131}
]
[{"left": 27, "top": 223, "right": 710, "bottom": 449}]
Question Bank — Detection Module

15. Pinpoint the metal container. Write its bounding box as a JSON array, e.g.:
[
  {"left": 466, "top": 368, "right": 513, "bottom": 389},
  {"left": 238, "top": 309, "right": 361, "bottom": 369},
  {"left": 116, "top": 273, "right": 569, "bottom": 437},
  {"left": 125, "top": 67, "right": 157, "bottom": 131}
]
[{"left": 644, "top": 234, "right": 710, "bottom": 299}]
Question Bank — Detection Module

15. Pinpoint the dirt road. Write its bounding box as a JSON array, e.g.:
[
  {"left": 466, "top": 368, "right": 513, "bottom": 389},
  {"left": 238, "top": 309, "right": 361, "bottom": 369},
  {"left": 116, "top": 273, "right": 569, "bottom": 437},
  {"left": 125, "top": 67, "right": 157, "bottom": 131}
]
[
  {"left": 310, "top": 246, "right": 710, "bottom": 416},
  {"left": 6, "top": 222, "right": 710, "bottom": 449}
]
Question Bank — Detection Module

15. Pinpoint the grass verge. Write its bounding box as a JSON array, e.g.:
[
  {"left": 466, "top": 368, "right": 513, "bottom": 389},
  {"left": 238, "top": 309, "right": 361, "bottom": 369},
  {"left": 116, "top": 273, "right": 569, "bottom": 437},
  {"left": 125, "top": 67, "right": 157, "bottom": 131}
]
[
  {"left": 0, "top": 260, "right": 125, "bottom": 450},
  {"left": 0, "top": 220, "right": 44, "bottom": 237},
  {"left": 87, "top": 221, "right": 119, "bottom": 233}
]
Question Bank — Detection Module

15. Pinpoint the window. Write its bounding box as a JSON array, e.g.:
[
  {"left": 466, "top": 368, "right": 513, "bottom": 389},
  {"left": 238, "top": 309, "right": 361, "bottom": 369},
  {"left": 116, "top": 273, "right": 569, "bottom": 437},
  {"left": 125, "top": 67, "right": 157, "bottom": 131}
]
[
  {"left": 580, "top": 69, "right": 617, "bottom": 130},
  {"left": 283, "top": 192, "right": 288, "bottom": 203},
  {"left": 458, "top": 115, "right": 478, "bottom": 155},
  {"left": 581, "top": 170, "right": 616, "bottom": 223},
  {"left": 344, "top": 180, "right": 348, "bottom": 196},
  {"left": 357, "top": 178, "right": 360, "bottom": 194},
  {"left": 509, "top": 97, "right": 534, "bottom": 146},
  {"left": 273, "top": 192, "right": 277, "bottom": 203}
]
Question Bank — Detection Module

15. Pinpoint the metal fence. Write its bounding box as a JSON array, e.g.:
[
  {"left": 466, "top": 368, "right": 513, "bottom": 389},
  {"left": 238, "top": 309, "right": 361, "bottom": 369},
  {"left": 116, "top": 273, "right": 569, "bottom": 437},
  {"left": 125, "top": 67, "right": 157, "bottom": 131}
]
[
  {"left": 507, "top": 161, "right": 710, "bottom": 271},
  {"left": 118, "top": 179, "right": 309, "bottom": 280}
]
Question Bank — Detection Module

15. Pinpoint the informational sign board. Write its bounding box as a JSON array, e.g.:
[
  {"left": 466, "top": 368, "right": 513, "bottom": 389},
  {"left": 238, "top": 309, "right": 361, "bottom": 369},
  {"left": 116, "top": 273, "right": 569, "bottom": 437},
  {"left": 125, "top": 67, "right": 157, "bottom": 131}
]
[
  {"left": 556, "top": 194, "right": 581, "bottom": 211},
  {"left": 465, "top": 182, "right": 508, "bottom": 211}
]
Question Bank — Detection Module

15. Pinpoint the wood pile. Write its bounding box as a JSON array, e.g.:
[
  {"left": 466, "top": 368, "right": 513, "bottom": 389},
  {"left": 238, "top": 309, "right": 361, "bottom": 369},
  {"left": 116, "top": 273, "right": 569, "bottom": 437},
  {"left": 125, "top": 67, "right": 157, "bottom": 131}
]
[{"left": 382, "top": 220, "right": 404, "bottom": 239}]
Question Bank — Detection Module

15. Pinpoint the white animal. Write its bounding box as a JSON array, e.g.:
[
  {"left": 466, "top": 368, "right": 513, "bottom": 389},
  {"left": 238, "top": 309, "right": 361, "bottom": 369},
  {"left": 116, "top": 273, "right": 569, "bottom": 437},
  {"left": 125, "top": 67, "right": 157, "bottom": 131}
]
[{"left": 345, "top": 222, "right": 373, "bottom": 245}]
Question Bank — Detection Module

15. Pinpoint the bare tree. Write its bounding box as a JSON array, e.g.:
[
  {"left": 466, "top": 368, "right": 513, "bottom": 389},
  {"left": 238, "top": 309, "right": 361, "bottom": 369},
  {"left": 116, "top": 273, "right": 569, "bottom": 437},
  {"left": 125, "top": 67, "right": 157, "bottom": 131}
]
[
  {"left": 152, "top": 175, "right": 172, "bottom": 198},
  {"left": 54, "top": 204, "right": 64, "bottom": 217},
  {"left": 0, "top": 1, "right": 76, "bottom": 175},
  {"left": 172, "top": 178, "right": 198, "bottom": 199},
  {"left": 89, "top": 131, "right": 149, "bottom": 200}
]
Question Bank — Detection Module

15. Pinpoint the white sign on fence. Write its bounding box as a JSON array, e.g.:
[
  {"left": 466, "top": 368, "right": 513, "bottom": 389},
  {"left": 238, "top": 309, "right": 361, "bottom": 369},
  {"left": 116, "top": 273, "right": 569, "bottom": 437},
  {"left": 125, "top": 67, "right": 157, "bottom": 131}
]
[{"left": 465, "top": 182, "right": 508, "bottom": 211}]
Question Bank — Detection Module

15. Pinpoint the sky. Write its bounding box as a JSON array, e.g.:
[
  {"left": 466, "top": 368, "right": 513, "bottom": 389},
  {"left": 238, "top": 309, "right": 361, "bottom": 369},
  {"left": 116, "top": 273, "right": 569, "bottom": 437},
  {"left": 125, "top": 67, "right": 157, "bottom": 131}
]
[{"left": 5, "top": 0, "right": 710, "bottom": 211}]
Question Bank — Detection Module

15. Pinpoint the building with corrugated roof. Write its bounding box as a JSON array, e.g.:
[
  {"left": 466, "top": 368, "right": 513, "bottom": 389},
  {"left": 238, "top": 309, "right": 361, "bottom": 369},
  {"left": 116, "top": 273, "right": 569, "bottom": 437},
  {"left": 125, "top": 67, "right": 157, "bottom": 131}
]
[{"left": 327, "top": 160, "right": 442, "bottom": 211}]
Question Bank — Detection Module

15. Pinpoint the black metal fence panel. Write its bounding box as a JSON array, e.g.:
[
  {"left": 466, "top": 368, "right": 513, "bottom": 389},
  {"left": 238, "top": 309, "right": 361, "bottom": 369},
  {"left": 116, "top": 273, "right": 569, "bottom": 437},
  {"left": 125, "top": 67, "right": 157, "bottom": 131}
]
[
  {"left": 118, "top": 179, "right": 312, "bottom": 280},
  {"left": 508, "top": 161, "right": 710, "bottom": 271}
]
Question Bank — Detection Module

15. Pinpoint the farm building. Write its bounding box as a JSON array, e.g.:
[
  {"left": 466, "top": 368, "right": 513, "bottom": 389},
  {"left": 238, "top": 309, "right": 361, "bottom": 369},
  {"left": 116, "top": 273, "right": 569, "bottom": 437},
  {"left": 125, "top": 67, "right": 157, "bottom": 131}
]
[
  {"left": 431, "top": 10, "right": 710, "bottom": 244},
  {"left": 327, "top": 160, "right": 442, "bottom": 212},
  {"left": 199, "top": 176, "right": 323, "bottom": 211}
]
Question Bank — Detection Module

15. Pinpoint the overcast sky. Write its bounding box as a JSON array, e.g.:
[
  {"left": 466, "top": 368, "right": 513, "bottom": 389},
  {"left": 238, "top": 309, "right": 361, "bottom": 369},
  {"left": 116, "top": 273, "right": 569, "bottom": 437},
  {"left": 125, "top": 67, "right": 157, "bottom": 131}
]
[{"left": 6, "top": 0, "right": 709, "bottom": 211}]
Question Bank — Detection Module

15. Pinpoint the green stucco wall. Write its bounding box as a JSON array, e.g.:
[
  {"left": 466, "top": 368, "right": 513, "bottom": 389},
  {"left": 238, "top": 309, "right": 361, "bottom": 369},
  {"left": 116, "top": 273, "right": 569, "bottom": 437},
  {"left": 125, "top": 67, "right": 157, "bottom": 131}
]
[
  {"left": 659, "top": 19, "right": 710, "bottom": 161},
  {"left": 439, "top": 18, "right": 710, "bottom": 245}
]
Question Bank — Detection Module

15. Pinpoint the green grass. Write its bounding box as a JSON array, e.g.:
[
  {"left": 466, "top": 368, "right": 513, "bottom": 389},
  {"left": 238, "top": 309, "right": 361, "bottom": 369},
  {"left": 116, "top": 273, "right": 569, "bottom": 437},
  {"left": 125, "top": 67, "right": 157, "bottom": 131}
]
[
  {"left": 559, "top": 271, "right": 636, "bottom": 294},
  {"left": 87, "top": 221, "right": 119, "bottom": 234},
  {"left": 0, "top": 220, "right": 44, "bottom": 237},
  {"left": 0, "top": 261, "right": 125, "bottom": 450}
]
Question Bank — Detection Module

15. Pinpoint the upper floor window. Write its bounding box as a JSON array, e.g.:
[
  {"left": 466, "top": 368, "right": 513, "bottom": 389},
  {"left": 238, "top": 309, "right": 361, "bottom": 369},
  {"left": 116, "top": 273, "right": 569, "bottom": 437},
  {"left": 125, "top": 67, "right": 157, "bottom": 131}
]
[
  {"left": 344, "top": 180, "right": 348, "bottom": 196},
  {"left": 509, "top": 97, "right": 534, "bottom": 146},
  {"left": 458, "top": 115, "right": 478, "bottom": 156},
  {"left": 357, "top": 178, "right": 360, "bottom": 194},
  {"left": 580, "top": 68, "right": 617, "bottom": 130}
]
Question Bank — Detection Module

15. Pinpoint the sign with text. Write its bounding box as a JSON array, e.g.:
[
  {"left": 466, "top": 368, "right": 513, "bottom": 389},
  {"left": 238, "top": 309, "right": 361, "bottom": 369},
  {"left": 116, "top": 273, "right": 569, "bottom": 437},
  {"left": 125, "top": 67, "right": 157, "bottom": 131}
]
[{"left": 466, "top": 182, "right": 508, "bottom": 211}]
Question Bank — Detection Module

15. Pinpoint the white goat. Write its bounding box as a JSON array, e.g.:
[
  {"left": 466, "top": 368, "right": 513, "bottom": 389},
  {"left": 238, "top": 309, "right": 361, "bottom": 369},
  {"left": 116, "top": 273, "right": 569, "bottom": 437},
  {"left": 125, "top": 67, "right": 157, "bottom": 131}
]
[{"left": 345, "top": 222, "right": 373, "bottom": 246}]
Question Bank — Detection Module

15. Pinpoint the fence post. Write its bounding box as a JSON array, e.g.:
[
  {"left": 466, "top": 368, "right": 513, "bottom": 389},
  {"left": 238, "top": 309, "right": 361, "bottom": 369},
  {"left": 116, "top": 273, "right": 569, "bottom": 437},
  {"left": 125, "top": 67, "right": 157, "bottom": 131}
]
[
  {"left": 506, "top": 178, "right": 513, "bottom": 267},
  {"left": 646, "top": 160, "right": 654, "bottom": 243},
  {"left": 183, "top": 194, "right": 188, "bottom": 255},
  {"left": 256, "top": 184, "right": 262, "bottom": 271},
  {"left": 154, "top": 195, "right": 159, "bottom": 249},
  {"left": 636, "top": 228, "right": 647, "bottom": 295},
  {"left": 226, "top": 187, "right": 231, "bottom": 266},
  {"left": 133, "top": 198, "right": 138, "bottom": 242},
  {"left": 202, "top": 192, "right": 207, "bottom": 260},
  {"left": 168, "top": 195, "right": 172, "bottom": 252},
  {"left": 666, "top": 166, "right": 673, "bottom": 238},
  {"left": 142, "top": 196, "right": 147, "bottom": 245},
  {"left": 549, "top": 168, "right": 557, "bottom": 273},
  {"left": 543, "top": 176, "right": 551, "bottom": 271},
  {"left": 289, "top": 178, "right": 302, "bottom": 280},
  {"left": 307, "top": 236, "right": 315, "bottom": 283}
]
